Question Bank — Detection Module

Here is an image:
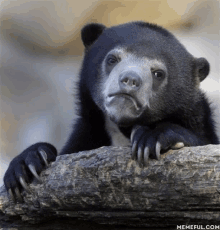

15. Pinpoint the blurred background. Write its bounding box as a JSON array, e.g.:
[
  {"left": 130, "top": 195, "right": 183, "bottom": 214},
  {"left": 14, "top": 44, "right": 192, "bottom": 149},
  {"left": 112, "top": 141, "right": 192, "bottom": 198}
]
[{"left": 0, "top": 0, "right": 219, "bottom": 186}]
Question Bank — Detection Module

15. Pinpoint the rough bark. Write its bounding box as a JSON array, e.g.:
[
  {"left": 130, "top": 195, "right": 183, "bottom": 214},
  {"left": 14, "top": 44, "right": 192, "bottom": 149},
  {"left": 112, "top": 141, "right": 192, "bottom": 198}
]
[{"left": 1, "top": 145, "right": 220, "bottom": 229}]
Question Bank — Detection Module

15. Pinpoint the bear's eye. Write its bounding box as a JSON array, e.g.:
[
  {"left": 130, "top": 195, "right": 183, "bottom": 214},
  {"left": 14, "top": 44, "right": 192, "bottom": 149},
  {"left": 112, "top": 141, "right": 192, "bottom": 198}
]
[
  {"left": 152, "top": 70, "right": 165, "bottom": 80},
  {"left": 106, "top": 55, "right": 118, "bottom": 66}
]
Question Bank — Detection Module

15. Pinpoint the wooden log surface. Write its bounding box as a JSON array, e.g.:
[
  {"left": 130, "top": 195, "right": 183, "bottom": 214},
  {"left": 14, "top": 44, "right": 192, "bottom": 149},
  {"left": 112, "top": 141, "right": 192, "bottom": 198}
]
[{"left": 1, "top": 145, "right": 220, "bottom": 229}]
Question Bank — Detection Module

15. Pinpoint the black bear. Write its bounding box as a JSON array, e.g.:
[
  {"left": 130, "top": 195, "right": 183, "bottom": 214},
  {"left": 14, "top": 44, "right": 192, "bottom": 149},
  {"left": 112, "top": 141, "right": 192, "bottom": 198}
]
[{"left": 4, "top": 21, "right": 219, "bottom": 202}]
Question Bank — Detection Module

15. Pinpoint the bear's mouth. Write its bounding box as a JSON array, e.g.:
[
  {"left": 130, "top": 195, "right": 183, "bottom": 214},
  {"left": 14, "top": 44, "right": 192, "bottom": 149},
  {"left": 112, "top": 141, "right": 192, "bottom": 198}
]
[{"left": 107, "top": 93, "right": 142, "bottom": 111}]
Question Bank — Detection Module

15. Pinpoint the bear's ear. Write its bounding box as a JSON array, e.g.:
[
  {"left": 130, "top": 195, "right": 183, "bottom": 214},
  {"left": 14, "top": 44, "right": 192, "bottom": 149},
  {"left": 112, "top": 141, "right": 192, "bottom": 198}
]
[
  {"left": 195, "top": 57, "right": 210, "bottom": 82},
  {"left": 81, "top": 23, "right": 106, "bottom": 48}
]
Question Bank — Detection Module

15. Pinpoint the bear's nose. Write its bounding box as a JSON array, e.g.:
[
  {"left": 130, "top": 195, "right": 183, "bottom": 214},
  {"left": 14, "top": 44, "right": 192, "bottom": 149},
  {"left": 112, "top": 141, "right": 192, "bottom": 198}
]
[{"left": 119, "top": 71, "right": 142, "bottom": 91}]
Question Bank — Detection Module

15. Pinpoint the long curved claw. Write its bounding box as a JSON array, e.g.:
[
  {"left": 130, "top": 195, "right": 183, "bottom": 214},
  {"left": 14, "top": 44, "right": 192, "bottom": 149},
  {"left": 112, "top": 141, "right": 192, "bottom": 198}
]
[
  {"left": 130, "top": 127, "right": 137, "bottom": 143},
  {"left": 172, "top": 142, "right": 184, "bottom": 150},
  {"left": 39, "top": 149, "right": 49, "bottom": 167},
  {"left": 131, "top": 142, "right": 138, "bottom": 160},
  {"left": 14, "top": 187, "right": 23, "bottom": 203},
  {"left": 8, "top": 188, "right": 15, "bottom": 202},
  {"left": 28, "top": 165, "right": 42, "bottom": 183},
  {"left": 137, "top": 147, "right": 143, "bottom": 166},
  {"left": 19, "top": 177, "right": 31, "bottom": 193},
  {"left": 130, "top": 125, "right": 141, "bottom": 143},
  {"left": 155, "top": 142, "right": 161, "bottom": 160},
  {"left": 143, "top": 147, "right": 149, "bottom": 166}
]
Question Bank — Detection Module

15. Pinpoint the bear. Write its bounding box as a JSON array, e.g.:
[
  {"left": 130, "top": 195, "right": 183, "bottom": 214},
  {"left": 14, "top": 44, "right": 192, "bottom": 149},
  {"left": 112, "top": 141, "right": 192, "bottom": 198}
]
[{"left": 3, "top": 21, "right": 219, "bottom": 202}]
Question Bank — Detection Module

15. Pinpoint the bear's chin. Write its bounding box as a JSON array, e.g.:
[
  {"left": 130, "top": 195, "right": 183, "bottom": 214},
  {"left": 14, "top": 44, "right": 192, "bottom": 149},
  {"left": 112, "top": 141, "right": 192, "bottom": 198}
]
[{"left": 105, "top": 95, "right": 142, "bottom": 126}]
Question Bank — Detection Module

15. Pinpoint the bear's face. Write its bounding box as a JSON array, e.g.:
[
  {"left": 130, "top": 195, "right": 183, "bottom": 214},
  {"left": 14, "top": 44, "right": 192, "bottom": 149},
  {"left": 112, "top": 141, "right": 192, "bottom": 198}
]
[
  {"left": 81, "top": 22, "right": 210, "bottom": 127},
  {"left": 102, "top": 47, "right": 168, "bottom": 126}
]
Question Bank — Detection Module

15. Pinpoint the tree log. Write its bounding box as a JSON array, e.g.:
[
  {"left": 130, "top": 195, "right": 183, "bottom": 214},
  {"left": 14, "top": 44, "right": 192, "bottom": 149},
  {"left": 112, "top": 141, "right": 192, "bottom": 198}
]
[{"left": 1, "top": 145, "right": 220, "bottom": 229}]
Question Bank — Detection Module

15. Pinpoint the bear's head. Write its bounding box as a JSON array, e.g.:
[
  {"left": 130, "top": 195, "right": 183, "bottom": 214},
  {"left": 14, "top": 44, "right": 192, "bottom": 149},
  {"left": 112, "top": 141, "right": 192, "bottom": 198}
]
[{"left": 80, "top": 22, "right": 210, "bottom": 127}]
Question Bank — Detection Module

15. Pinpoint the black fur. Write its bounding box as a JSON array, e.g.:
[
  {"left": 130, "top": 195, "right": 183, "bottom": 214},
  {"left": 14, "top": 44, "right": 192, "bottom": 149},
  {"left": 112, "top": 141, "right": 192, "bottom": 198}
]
[{"left": 4, "top": 21, "right": 219, "bottom": 201}]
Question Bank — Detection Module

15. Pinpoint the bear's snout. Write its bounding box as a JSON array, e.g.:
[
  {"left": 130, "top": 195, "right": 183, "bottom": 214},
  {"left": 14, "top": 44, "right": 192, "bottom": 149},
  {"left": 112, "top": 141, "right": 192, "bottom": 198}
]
[{"left": 119, "top": 71, "right": 142, "bottom": 93}]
